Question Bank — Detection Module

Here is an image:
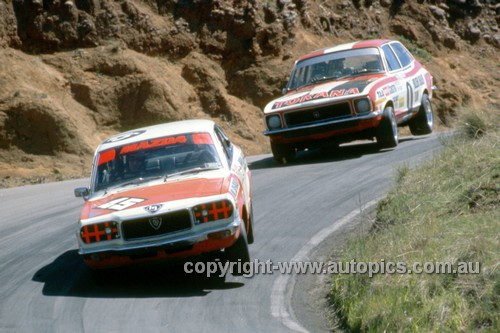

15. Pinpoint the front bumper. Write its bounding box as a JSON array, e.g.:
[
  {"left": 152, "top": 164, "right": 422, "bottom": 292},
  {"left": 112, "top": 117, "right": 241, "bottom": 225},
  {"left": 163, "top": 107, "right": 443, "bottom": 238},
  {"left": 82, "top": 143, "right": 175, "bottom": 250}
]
[
  {"left": 79, "top": 219, "right": 241, "bottom": 269},
  {"left": 264, "top": 111, "right": 383, "bottom": 144}
]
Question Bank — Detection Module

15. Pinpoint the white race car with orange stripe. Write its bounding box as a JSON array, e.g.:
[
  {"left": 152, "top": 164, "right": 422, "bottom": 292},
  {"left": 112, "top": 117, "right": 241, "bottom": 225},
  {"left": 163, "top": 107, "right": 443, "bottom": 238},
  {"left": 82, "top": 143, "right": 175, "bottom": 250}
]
[
  {"left": 263, "top": 39, "right": 436, "bottom": 163},
  {"left": 74, "top": 120, "right": 253, "bottom": 274}
]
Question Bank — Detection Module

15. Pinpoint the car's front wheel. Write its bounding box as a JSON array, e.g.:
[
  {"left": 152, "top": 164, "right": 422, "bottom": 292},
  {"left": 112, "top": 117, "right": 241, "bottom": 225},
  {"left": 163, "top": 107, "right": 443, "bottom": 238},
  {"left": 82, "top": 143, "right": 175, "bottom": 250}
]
[
  {"left": 246, "top": 204, "right": 254, "bottom": 245},
  {"left": 271, "top": 142, "right": 295, "bottom": 164},
  {"left": 409, "top": 94, "right": 434, "bottom": 135},
  {"left": 225, "top": 225, "right": 251, "bottom": 276},
  {"left": 376, "top": 106, "right": 399, "bottom": 149}
]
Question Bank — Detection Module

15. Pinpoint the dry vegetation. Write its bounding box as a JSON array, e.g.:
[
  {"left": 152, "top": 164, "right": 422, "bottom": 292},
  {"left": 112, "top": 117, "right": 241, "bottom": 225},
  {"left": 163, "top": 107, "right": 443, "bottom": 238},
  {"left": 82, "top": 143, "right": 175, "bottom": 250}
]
[
  {"left": 0, "top": 0, "right": 499, "bottom": 187},
  {"left": 329, "top": 107, "right": 499, "bottom": 331}
]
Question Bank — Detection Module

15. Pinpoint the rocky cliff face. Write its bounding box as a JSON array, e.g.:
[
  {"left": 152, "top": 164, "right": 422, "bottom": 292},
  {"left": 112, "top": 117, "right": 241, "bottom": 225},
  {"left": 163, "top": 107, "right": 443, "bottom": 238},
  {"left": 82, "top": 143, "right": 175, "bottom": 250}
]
[{"left": 0, "top": 0, "right": 498, "bottom": 186}]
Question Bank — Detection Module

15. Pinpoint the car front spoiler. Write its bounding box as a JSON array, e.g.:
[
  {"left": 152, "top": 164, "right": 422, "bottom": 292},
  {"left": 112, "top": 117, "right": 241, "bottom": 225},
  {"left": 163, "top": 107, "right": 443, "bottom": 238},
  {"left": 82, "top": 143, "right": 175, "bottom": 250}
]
[
  {"left": 78, "top": 219, "right": 241, "bottom": 256},
  {"left": 263, "top": 111, "right": 383, "bottom": 137}
]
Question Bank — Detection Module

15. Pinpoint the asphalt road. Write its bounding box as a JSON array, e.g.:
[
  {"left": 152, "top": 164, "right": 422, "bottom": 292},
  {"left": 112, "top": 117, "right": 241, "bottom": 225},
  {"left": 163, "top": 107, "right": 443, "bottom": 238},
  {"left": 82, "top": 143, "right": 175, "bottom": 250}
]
[{"left": 0, "top": 134, "right": 443, "bottom": 333}]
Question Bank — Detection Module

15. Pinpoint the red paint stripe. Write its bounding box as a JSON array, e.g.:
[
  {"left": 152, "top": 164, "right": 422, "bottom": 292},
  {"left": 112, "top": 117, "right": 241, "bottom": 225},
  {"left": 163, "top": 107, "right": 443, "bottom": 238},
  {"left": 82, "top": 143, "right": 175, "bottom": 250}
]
[
  {"left": 192, "top": 133, "right": 213, "bottom": 145},
  {"left": 98, "top": 149, "right": 116, "bottom": 166},
  {"left": 297, "top": 49, "right": 325, "bottom": 62},
  {"left": 352, "top": 39, "right": 390, "bottom": 49}
]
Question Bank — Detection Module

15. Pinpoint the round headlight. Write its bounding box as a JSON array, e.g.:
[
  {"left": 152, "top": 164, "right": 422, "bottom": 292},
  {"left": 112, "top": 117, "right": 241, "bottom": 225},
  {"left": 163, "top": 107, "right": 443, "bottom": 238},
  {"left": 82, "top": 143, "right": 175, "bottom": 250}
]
[
  {"left": 267, "top": 115, "right": 282, "bottom": 129},
  {"left": 355, "top": 99, "right": 371, "bottom": 114}
]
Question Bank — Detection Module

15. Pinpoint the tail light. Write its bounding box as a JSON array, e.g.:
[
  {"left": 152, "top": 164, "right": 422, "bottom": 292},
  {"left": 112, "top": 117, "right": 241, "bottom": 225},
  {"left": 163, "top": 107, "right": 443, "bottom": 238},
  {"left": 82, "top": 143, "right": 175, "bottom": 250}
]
[
  {"left": 80, "top": 221, "right": 120, "bottom": 244},
  {"left": 193, "top": 200, "right": 233, "bottom": 224}
]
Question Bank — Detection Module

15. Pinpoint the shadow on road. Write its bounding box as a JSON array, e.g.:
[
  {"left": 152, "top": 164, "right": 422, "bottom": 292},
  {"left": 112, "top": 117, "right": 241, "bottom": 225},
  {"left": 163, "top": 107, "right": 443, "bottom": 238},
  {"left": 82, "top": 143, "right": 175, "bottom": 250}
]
[
  {"left": 32, "top": 250, "right": 244, "bottom": 298},
  {"left": 249, "top": 136, "right": 423, "bottom": 170}
]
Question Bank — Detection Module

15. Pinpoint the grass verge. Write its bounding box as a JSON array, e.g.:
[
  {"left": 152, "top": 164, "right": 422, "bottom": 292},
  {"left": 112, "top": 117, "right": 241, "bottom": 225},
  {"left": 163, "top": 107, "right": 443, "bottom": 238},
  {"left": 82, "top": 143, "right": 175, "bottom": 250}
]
[{"left": 329, "top": 108, "right": 499, "bottom": 332}]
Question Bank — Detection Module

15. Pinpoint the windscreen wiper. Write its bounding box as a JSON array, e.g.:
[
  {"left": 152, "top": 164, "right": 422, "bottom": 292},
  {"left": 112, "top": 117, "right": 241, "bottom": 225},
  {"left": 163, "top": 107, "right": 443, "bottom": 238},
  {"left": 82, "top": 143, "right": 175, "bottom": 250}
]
[
  {"left": 350, "top": 69, "right": 384, "bottom": 76},
  {"left": 116, "top": 175, "right": 163, "bottom": 188},
  {"left": 293, "top": 75, "right": 346, "bottom": 91}
]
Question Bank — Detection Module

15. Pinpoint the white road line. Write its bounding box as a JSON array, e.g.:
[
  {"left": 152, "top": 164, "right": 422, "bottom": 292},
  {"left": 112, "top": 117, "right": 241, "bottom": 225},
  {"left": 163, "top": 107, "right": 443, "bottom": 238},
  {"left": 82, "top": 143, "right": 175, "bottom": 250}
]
[{"left": 270, "top": 198, "right": 380, "bottom": 332}]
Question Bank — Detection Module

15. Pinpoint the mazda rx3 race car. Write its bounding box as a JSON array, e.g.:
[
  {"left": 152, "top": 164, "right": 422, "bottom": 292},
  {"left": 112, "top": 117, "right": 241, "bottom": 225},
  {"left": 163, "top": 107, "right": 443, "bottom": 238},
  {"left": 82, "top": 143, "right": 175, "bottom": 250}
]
[
  {"left": 263, "top": 39, "right": 436, "bottom": 163},
  {"left": 74, "top": 120, "right": 253, "bottom": 273}
]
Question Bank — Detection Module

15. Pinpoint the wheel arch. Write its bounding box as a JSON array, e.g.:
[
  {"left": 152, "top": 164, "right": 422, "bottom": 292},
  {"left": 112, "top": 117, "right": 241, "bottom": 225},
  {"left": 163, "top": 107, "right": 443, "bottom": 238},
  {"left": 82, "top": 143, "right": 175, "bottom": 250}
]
[{"left": 383, "top": 99, "right": 395, "bottom": 110}]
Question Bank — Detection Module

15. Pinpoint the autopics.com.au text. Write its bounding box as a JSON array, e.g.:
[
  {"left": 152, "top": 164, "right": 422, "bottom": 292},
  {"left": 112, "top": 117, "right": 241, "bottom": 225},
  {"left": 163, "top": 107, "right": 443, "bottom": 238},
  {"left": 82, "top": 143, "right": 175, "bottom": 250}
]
[{"left": 184, "top": 259, "right": 481, "bottom": 278}]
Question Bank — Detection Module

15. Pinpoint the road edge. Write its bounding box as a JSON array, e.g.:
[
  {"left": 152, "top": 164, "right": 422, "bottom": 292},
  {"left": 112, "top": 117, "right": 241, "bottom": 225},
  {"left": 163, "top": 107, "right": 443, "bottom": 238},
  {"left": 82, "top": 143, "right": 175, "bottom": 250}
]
[{"left": 270, "top": 198, "right": 380, "bottom": 332}]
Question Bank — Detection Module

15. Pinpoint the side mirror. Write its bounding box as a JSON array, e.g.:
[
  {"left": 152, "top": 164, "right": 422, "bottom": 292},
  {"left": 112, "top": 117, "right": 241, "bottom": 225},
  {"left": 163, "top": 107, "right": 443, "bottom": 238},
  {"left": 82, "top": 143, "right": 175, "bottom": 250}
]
[{"left": 74, "top": 187, "right": 90, "bottom": 200}]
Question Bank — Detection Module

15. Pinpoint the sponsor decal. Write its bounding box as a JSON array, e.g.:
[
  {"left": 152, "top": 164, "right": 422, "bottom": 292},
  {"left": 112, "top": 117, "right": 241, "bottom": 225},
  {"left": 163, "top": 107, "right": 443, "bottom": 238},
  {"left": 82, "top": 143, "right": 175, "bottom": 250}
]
[
  {"left": 412, "top": 74, "right": 424, "bottom": 89},
  {"left": 381, "top": 84, "right": 398, "bottom": 97},
  {"left": 272, "top": 87, "right": 364, "bottom": 109},
  {"left": 103, "top": 130, "right": 146, "bottom": 144},
  {"left": 120, "top": 135, "right": 187, "bottom": 154},
  {"left": 229, "top": 178, "right": 240, "bottom": 198},
  {"left": 273, "top": 88, "right": 360, "bottom": 109},
  {"left": 144, "top": 204, "right": 163, "bottom": 214},
  {"left": 398, "top": 96, "right": 405, "bottom": 109},
  {"left": 97, "top": 197, "right": 145, "bottom": 211},
  {"left": 149, "top": 217, "right": 162, "bottom": 230}
]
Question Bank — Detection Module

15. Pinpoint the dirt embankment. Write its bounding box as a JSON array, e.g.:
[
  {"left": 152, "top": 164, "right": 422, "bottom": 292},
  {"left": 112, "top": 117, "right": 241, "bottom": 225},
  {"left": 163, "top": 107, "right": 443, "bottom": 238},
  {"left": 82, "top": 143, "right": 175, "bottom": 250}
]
[{"left": 0, "top": 0, "right": 498, "bottom": 187}]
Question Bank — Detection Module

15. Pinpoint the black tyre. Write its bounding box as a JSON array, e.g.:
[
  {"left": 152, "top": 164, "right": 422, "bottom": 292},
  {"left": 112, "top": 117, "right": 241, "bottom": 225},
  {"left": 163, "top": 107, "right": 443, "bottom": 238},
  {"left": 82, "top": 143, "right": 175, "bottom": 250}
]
[
  {"left": 271, "top": 142, "right": 295, "bottom": 164},
  {"left": 246, "top": 205, "right": 254, "bottom": 245},
  {"left": 376, "top": 106, "right": 398, "bottom": 149},
  {"left": 409, "top": 94, "right": 434, "bottom": 135},
  {"left": 225, "top": 225, "right": 251, "bottom": 276}
]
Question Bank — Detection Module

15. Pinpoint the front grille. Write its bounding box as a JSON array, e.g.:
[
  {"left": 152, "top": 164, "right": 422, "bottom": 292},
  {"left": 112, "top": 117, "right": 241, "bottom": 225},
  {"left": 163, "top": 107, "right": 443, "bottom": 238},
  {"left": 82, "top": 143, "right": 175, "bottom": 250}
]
[
  {"left": 284, "top": 102, "right": 352, "bottom": 127},
  {"left": 122, "top": 210, "right": 192, "bottom": 241}
]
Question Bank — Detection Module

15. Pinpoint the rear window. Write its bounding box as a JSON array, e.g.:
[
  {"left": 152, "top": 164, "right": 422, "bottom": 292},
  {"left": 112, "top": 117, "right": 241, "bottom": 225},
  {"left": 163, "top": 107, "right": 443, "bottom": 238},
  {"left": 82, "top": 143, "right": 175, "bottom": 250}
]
[
  {"left": 382, "top": 45, "right": 401, "bottom": 71},
  {"left": 391, "top": 43, "right": 412, "bottom": 67}
]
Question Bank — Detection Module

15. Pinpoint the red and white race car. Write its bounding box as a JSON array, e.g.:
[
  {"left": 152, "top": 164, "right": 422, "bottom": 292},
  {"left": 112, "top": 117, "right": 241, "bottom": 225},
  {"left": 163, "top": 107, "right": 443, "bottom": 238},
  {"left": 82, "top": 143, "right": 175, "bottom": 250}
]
[
  {"left": 263, "top": 39, "right": 436, "bottom": 163},
  {"left": 74, "top": 120, "right": 253, "bottom": 273}
]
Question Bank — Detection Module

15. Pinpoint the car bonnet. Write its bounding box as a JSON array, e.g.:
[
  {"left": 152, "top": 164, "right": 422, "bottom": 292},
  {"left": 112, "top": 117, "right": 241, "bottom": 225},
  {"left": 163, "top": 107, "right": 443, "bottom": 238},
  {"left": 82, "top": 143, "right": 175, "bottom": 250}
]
[
  {"left": 264, "top": 74, "right": 385, "bottom": 114},
  {"left": 80, "top": 176, "right": 227, "bottom": 219}
]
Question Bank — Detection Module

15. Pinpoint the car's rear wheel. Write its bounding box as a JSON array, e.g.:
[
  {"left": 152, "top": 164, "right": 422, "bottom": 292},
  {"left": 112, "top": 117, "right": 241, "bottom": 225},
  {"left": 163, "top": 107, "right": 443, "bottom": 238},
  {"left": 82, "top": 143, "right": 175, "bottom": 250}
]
[
  {"left": 225, "top": 225, "right": 250, "bottom": 276},
  {"left": 409, "top": 94, "right": 434, "bottom": 135},
  {"left": 271, "top": 142, "right": 295, "bottom": 164},
  {"left": 376, "top": 106, "right": 398, "bottom": 149}
]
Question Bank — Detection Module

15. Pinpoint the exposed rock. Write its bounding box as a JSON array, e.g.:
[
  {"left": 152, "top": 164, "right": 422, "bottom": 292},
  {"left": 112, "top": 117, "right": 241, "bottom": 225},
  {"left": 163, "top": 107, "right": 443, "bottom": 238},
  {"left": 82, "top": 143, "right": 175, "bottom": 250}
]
[
  {"left": 466, "top": 23, "right": 481, "bottom": 42},
  {"left": 391, "top": 20, "right": 419, "bottom": 41},
  {"left": 0, "top": 0, "right": 498, "bottom": 186},
  {"left": 429, "top": 5, "right": 447, "bottom": 21},
  {"left": 380, "top": 0, "right": 392, "bottom": 8}
]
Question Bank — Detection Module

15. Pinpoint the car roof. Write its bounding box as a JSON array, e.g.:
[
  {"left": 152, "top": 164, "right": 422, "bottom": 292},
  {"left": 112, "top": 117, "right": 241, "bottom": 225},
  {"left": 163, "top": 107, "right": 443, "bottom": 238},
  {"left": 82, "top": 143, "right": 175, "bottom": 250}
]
[
  {"left": 297, "top": 39, "right": 391, "bottom": 62},
  {"left": 97, "top": 119, "right": 216, "bottom": 152}
]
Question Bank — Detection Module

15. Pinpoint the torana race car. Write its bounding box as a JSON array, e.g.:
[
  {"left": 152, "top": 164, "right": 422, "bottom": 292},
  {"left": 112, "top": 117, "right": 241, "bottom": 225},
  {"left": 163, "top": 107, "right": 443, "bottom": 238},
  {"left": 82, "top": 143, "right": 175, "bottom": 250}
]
[
  {"left": 74, "top": 120, "right": 254, "bottom": 273},
  {"left": 263, "top": 39, "right": 436, "bottom": 163}
]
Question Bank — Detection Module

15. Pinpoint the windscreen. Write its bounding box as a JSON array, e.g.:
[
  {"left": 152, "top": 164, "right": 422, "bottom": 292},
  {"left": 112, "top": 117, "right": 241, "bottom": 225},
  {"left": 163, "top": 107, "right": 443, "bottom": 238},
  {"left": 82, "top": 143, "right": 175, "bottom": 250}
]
[
  {"left": 288, "top": 48, "right": 384, "bottom": 90},
  {"left": 93, "top": 132, "right": 221, "bottom": 193}
]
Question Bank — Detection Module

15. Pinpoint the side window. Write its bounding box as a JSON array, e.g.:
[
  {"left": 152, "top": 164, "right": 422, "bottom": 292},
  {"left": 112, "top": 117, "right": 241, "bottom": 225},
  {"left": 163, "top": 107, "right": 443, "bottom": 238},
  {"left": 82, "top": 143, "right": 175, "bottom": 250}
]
[
  {"left": 382, "top": 45, "right": 402, "bottom": 71},
  {"left": 391, "top": 43, "right": 412, "bottom": 68},
  {"left": 214, "top": 126, "right": 232, "bottom": 162}
]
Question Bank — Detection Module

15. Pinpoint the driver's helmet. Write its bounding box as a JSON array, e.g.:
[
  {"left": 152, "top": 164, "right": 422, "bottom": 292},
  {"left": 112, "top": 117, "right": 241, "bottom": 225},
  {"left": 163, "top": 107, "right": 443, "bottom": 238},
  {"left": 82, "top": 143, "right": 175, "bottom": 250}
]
[
  {"left": 126, "top": 150, "right": 146, "bottom": 172},
  {"left": 332, "top": 58, "right": 345, "bottom": 71},
  {"left": 312, "top": 62, "right": 328, "bottom": 77}
]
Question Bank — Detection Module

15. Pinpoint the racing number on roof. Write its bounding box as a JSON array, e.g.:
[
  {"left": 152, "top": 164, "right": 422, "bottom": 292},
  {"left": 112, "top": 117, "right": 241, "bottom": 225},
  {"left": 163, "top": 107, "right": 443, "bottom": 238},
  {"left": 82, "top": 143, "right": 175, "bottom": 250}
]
[{"left": 97, "top": 197, "right": 145, "bottom": 211}]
